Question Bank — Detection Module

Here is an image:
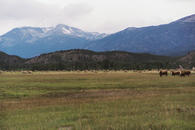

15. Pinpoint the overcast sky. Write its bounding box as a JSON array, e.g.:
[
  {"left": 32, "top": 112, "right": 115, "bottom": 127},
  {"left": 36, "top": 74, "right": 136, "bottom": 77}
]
[{"left": 0, "top": 0, "right": 195, "bottom": 35}]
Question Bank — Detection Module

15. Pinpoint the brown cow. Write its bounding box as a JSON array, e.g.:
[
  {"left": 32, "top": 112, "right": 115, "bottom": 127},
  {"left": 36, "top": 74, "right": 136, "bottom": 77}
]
[
  {"left": 185, "top": 70, "right": 191, "bottom": 76},
  {"left": 180, "top": 70, "right": 191, "bottom": 77},
  {"left": 159, "top": 70, "right": 168, "bottom": 77},
  {"left": 171, "top": 71, "right": 180, "bottom": 76}
]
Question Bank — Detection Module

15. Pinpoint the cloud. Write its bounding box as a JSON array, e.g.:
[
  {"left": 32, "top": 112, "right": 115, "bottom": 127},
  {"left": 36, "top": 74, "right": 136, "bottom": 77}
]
[
  {"left": 62, "top": 3, "right": 93, "bottom": 20},
  {"left": 170, "top": 0, "right": 195, "bottom": 2},
  {"left": 0, "top": 0, "right": 54, "bottom": 20},
  {"left": 0, "top": 0, "right": 93, "bottom": 34},
  {"left": 0, "top": 0, "right": 195, "bottom": 35},
  {"left": 0, "top": 0, "right": 93, "bottom": 20}
]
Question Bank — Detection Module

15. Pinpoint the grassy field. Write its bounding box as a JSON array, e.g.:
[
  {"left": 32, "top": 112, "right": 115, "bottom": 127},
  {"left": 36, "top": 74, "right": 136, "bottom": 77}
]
[{"left": 0, "top": 71, "right": 195, "bottom": 130}]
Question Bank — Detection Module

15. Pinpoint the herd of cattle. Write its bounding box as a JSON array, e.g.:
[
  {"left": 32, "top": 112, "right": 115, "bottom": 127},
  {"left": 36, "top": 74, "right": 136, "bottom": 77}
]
[{"left": 159, "top": 70, "right": 191, "bottom": 77}]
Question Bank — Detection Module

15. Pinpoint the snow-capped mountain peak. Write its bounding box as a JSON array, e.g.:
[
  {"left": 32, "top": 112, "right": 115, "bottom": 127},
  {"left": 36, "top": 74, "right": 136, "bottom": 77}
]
[
  {"left": 0, "top": 24, "right": 108, "bottom": 57},
  {"left": 48, "top": 24, "right": 107, "bottom": 40},
  {"left": 1, "top": 24, "right": 107, "bottom": 43}
]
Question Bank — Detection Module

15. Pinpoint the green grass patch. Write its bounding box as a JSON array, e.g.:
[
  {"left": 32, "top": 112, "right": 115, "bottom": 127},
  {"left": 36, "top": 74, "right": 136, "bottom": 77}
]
[{"left": 0, "top": 71, "right": 195, "bottom": 129}]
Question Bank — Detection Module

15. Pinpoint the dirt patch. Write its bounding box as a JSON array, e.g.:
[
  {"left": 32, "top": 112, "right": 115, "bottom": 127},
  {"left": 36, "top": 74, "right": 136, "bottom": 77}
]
[
  {"left": 42, "top": 89, "right": 145, "bottom": 99},
  {"left": 176, "top": 107, "right": 195, "bottom": 113},
  {"left": 1, "top": 89, "right": 161, "bottom": 110},
  {"left": 58, "top": 126, "right": 73, "bottom": 130},
  {"left": 3, "top": 87, "right": 194, "bottom": 111}
]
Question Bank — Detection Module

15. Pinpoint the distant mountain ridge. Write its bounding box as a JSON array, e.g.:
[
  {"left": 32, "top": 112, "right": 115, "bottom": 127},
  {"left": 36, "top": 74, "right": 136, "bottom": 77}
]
[{"left": 86, "top": 14, "right": 195, "bottom": 56}]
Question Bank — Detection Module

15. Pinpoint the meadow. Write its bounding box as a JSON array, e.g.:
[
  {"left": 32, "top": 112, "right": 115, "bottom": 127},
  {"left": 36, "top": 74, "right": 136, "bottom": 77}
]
[{"left": 0, "top": 71, "right": 195, "bottom": 130}]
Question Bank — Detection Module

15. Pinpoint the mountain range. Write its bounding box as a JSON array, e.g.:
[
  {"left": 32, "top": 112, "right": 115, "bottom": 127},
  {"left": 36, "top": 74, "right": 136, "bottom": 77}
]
[{"left": 0, "top": 14, "right": 195, "bottom": 58}]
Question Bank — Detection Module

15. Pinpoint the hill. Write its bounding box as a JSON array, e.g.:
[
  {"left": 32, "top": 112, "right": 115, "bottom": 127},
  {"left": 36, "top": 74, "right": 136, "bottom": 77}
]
[
  {"left": 0, "top": 49, "right": 195, "bottom": 70},
  {"left": 0, "top": 51, "right": 25, "bottom": 70},
  {"left": 177, "top": 51, "right": 195, "bottom": 68},
  {"left": 26, "top": 49, "right": 172, "bottom": 64},
  {"left": 25, "top": 49, "right": 175, "bottom": 70}
]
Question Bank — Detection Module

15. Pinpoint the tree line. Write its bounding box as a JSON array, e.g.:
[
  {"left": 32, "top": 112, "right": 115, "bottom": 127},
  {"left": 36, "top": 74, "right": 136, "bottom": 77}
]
[{"left": 0, "top": 60, "right": 183, "bottom": 71}]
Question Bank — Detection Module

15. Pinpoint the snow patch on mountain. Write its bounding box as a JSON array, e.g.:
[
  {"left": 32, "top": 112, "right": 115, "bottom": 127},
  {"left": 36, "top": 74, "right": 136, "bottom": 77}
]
[
  {"left": 42, "top": 27, "right": 54, "bottom": 33},
  {"left": 62, "top": 27, "right": 72, "bottom": 34},
  {"left": 50, "top": 24, "right": 108, "bottom": 40}
]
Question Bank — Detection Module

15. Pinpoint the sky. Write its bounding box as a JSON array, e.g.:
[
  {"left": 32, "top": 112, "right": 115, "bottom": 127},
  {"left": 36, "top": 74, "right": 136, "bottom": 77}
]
[{"left": 0, "top": 0, "right": 195, "bottom": 35}]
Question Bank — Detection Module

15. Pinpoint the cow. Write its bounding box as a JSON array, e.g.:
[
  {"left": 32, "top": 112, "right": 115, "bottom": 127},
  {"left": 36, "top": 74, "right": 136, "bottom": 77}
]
[
  {"left": 180, "top": 70, "right": 191, "bottom": 77},
  {"left": 171, "top": 71, "right": 180, "bottom": 76},
  {"left": 180, "top": 71, "right": 186, "bottom": 77},
  {"left": 159, "top": 70, "right": 168, "bottom": 77},
  {"left": 184, "top": 70, "right": 191, "bottom": 76}
]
